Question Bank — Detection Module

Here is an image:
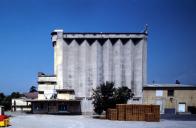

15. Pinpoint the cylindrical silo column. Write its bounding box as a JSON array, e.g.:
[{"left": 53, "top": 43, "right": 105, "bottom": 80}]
[
  {"left": 133, "top": 39, "right": 145, "bottom": 98},
  {"left": 113, "top": 39, "right": 123, "bottom": 87},
  {"left": 124, "top": 39, "right": 134, "bottom": 89},
  {"left": 103, "top": 39, "right": 113, "bottom": 83},
  {"left": 52, "top": 29, "right": 65, "bottom": 89}
]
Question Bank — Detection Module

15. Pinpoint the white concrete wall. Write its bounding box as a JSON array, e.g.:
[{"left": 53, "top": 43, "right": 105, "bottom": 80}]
[
  {"left": 38, "top": 76, "right": 56, "bottom": 82},
  {"left": 54, "top": 31, "right": 65, "bottom": 89},
  {"left": 38, "top": 84, "right": 56, "bottom": 91},
  {"left": 57, "top": 94, "right": 75, "bottom": 100},
  {"left": 12, "top": 98, "right": 29, "bottom": 106},
  {"left": 38, "top": 94, "right": 45, "bottom": 100}
]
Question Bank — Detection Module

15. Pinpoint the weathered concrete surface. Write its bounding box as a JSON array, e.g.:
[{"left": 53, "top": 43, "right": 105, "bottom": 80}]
[{"left": 53, "top": 30, "right": 147, "bottom": 99}]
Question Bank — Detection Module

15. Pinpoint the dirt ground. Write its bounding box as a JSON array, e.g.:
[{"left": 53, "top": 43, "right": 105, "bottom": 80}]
[{"left": 6, "top": 112, "right": 196, "bottom": 128}]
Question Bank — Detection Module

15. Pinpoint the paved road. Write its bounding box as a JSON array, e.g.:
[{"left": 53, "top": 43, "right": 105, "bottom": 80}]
[
  {"left": 161, "top": 114, "right": 196, "bottom": 121},
  {"left": 7, "top": 113, "right": 196, "bottom": 128}
]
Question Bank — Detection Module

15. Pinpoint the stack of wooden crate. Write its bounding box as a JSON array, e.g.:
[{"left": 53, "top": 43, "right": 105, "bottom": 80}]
[
  {"left": 107, "top": 108, "right": 117, "bottom": 120},
  {"left": 107, "top": 104, "right": 160, "bottom": 122}
]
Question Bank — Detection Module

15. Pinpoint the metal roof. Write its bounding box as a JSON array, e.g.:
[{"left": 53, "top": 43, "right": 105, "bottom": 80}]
[
  {"left": 26, "top": 99, "right": 81, "bottom": 102},
  {"left": 143, "top": 84, "right": 196, "bottom": 90},
  {"left": 144, "top": 84, "right": 196, "bottom": 88}
]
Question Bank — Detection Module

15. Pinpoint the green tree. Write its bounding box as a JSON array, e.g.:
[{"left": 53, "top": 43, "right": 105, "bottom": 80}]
[
  {"left": 115, "top": 86, "right": 134, "bottom": 104},
  {"left": 92, "top": 82, "right": 134, "bottom": 115},
  {"left": 29, "top": 86, "right": 37, "bottom": 93},
  {"left": 0, "top": 92, "right": 23, "bottom": 111},
  {"left": 0, "top": 93, "right": 5, "bottom": 105},
  {"left": 92, "top": 82, "right": 116, "bottom": 114},
  {"left": 11, "top": 92, "right": 21, "bottom": 98},
  {"left": 2, "top": 95, "right": 11, "bottom": 111}
]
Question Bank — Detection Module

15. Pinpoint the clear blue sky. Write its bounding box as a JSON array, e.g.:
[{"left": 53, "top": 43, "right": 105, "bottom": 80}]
[{"left": 0, "top": 0, "right": 196, "bottom": 94}]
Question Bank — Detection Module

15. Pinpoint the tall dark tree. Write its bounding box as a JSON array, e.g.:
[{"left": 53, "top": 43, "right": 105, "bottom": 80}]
[
  {"left": 0, "top": 92, "right": 24, "bottom": 111},
  {"left": 0, "top": 93, "right": 5, "bottom": 105},
  {"left": 11, "top": 92, "right": 21, "bottom": 98},
  {"left": 29, "top": 86, "right": 37, "bottom": 93},
  {"left": 92, "top": 82, "right": 116, "bottom": 114},
  {"left": 2, "top": 95, "right": 11, "bottom": 110},
  {"left": 115, "top": 86, "right": 134, "bottom": 104},
  {"left": 92, "top": 82, "right": 134, "bottom": 115}
]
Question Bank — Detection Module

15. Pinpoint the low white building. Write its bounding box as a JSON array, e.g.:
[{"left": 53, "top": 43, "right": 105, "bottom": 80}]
[
  {"left": 12, "top": 97, "right": 31, "bottom": 112},
  {"left": 11, "top": 92, "right": 38, "bottom": 112}
]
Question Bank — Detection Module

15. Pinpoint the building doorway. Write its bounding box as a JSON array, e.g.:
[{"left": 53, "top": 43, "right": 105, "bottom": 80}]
[{"left": 155, "top": 99, "right": 164, "bottom": 113}]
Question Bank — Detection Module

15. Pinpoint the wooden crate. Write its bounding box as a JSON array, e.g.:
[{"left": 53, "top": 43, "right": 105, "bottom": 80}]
[
  {"left": 107, "top": 109, "right": 117, "bottom": 120},
  {"left": 144, "top": 105, "right": 152, "bottom": 114},
  {"left": 138, "top": 114, "right": 145, "bottom": 121},
  {"left": 125, "top": 112, "right": 133, "bottom": 121},
  {"left": 145, "top": 113, "right": 154, "bottom": 122},
  {"left": 151, "top": 105, "right": 160, "bottom": 114},
  {"left": 125, "top": 104, "right": 133, "bottom": 114},
  {"left": 132, "top": 105, "right": 139, "bottom": 114},
  {"left": 145, "top": 113, "right": 160, "bottom": 122},
  {"left": 154, "top": 113, "right": 160, "bottom": 122},
  {"left": 138, "top": 105, "right": 145, "bottom": 114},
  {"left": 131, "top": 114, "right": 139, "bottom": 121}
]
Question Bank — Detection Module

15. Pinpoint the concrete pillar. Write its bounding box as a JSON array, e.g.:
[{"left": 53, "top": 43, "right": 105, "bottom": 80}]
[
  {"left": 53, "top": 30, "right": 65, "bottom": 89},
  {"left": 86, "top": 41, "right": 92, "bottom": 97},
  {"left": 113, "top": 39, "right": 123, "bottom": 87},
  {"left": 78, "top": 40, "right": 90, "bottom": 97},
  {"left": 133, "top": 39, "right": 144, "bottom": 97},
  {"left": 91, "top": 40, "right": 102, "bottom": 90},
  {"left": 103, "top": 39, "right": 113, "bottom": 83},
  {"left": 67, "top": 39, "right": 79, "bottom": 90},
  {"left": 142, "top": 38, "right": 147, "bottom": 85},
  {"left": 124, "top": 39, "right": 134, "bottom": 89}
]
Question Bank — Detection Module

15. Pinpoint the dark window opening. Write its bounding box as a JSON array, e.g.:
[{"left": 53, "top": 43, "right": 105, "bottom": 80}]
[
  {"left": 133, "top": 98, "right": 139, "bottom": 101},
  {"left": 35, "top": 103, "right": 44, "bottom": 110},
  {"left": 38, "top": 91, "right": 44, "bottom": 94},
  {"left": 58, "top": 104, "right": 67, "bottom": 112},
  {"left": 168, "top": 90, "right": 174, "bottom": 96},
  {"left": 38, "top": 82, "right": 56, "bottom": 85}
]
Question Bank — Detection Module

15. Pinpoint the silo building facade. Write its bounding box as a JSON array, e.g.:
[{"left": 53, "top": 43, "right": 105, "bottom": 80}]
[
  {"left": 52, "top": 30, "right": 147, "bottom": 97},
  {"left": 36, "top": 29, "right": 147, "bottom": 114}
]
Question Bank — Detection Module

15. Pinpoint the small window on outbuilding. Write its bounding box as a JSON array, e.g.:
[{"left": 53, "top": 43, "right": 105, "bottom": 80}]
[
  {"left": 168, "top": 89, "right": 174, "bottom": 96},
  {"left": 156, "top": 90, "right": 163, "bottom": 96}
]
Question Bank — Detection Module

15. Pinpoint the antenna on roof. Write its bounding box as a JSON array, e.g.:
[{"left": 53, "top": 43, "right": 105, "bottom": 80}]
[{"left": 143, "top": 24, "right": 148, "bottom": 34}]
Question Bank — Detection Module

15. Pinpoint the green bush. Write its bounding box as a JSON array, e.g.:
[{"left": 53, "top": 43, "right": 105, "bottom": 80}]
[{"left": 92, "top": 82, "right": 134, "bottom": 115}]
